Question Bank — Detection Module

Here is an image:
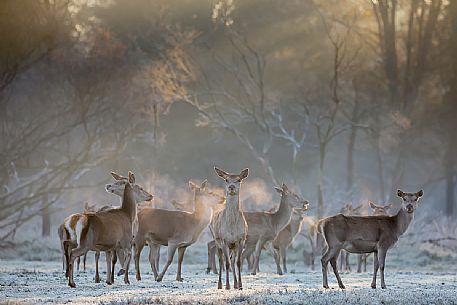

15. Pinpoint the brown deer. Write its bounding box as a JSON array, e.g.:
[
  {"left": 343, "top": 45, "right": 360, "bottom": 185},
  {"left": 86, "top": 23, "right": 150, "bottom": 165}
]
[
  {"left": 133, "top": 180, "right": 216, "bottom": 282},
  {"left": 319, "top": 189, "right": 423, "bottom": 289},
  {"left": 58, "top": 202, "right": 96, "bottom": 275},
  {"left": 64, "top": 172, "right": 151, "bottom": 287},
  {"left": 241, "top": 184, "right": 308, "bottom": 275},
  {"left": 211, "top": 167, "right": 249, "bottom": 290},
  {"left": 270, "top": 205, "right": 309, "bottom": 275},
  {"left": 60, "top": 171, "right": 152, "bottom": 283},
  {"left": 338, "top": 203, "right": 363, "bottom": 272},
  {"left": 356, "top": 201, "right": 392, "bottom": 273}
]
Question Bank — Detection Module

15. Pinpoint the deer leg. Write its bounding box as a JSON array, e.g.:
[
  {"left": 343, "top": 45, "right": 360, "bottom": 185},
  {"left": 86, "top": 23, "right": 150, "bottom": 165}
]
[
  {"left": 272, "top": 245, "right": 282, "bottom": 275},
  {"left": 76, "top": 256, "right": 80, "bottom": 272},
  {"left": 117, "top": 248, "right": 126, "bottom": 277},
  {"left": 217, "top": 246, "right": 223, "bottom": 289},
  {"left": 222, "top": 246, "right": 231, "bottom": 289},
  {"left": 371, "top": 252, "right": 379, "bottom": 289},
  {"left": 252, "top": 239, "right": 267, "bottom": 275},
  {"left": 241, "top": 242, "right": 255, "bottom": 272},
  {"left": 95, "top": 251, "right": 100, "bottom": 283},
  {"left": 83, "top": 252, "right": 87, "bottom": 271},
  {"left": 378, "top": 249, "right": 387, "bottom": 289},
  {"left": 105, "top": 251, "right": 113, "bottom": 285},
  {"left": 363, "top": 254, "right": 367, "bottom": 272},
  {"left": 67, "top": 244, "right": 88, "bottom": 288},
  {"left": 281, "top": 246, "right": 287, "bottom": 274},
  {"left": 148, "top": 243, "right": 160, "bottom": 280},
  {"left": 156, "top": 246, "right": 160, "bottom": 273},
  {"left": 211, "top": 242, "right": 218, "bottom": 274},
  {"left": 237, "top": 241, "right": 244, "bottom": 290},
  {"left": 176, "top": 246, "right": 187, "bottom": 282},
  {"left": 123, "top": 248, "right": 132, "bottom": 284},
  {"left": 321, "top": 246, "right": 340, "bottom": 289},
  {"left": 134, "top": 241, "right": 144, "bottom": 281},
  {"left": 357, "top": 255, "right": 362, "bottom": 273},
  {"left": 156, "top": 243, "right": 178, "bottom": 282},
  {"left": 330, "top": 254, "right": 345, "bottom": 289},
  {"left": 345, "top": 252, "right": 351, "bottom": 271},
  {"left": 207, "top": 241, "right": 216, "bottom": 274},
  {"left": 230, "top": 249, "right": 238, "bottom": 289},
  {"left": 110, "top": 250, "right": 117, "bottom": 284}
]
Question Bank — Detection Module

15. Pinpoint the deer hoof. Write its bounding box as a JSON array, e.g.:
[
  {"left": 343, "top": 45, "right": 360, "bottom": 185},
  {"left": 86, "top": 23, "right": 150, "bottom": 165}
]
[
  {"left": 117, "top": 269, "right": 125, "bottom": 276},
  {"left": 371, "top": 284, "right": 376, "bottom": 289},
  {"left": 278, "top": 271, "right": 283, "bottom": 276},
  {"left": 68, "top": 282, "right": 76, "bottom": 288},
  {"left": 106, "top": 281, "right": 112, "bottom": 285},
  {"left": 323, "top": 284, "right": 329, "bottom": 289},
  {"left": 339, "top": 284, "right": 346, "bottom": 289},
  {"left": 124, "top": 280, "right": 130, "bottom": 285},
  {"left": 381, "top": 285, "right": 386, "bottom": 289},
  {"left": 156, "top": 276, "right": 163, "bottom": 282},
  {"left": 176, "top": 277, "right": 183, "bottom": 282},
  {"left": 218, "top": 283, "right": 222, "bottom": 289},
  {"left": 136, "top": 275, "right": 141, "bottom": 281}
]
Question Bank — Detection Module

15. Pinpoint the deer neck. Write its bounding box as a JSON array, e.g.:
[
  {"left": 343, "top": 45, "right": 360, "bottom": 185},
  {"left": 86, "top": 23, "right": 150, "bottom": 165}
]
[
  {"left": 271, "top": 194, "right": 293, "bottom": 232},
  {"left": 394, "top": 207, "right": 414, "bottom": 236},
  {"left": 120, "top": 191, "right": 137, "bottom": 223},
  {"left": 225, "top": 193, "right": 241, "bottom": 216},
  {"left": 193, "top": 192, "right": 211, "bottom": 220}
]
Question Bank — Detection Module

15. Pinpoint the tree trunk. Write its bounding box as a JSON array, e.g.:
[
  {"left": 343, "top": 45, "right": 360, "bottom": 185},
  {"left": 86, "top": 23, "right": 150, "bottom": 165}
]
[
  {"left": 346, "top": 95, "right": 360, "bottom": 199},
  {"left": 317, "top": 143, "right": 327, "bottom": 219},
  {"left": 41, "top": 173, "right": 50, "bottom": 237}
]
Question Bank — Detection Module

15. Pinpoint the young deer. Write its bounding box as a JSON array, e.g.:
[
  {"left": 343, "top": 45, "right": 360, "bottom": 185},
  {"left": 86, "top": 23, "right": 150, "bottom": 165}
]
[
  {"left": 271, "top": 205, "right": 309, "bottom": 275},
  {"left": 211, "top": 167, "right": 249, "bottom": 290},
  {"left": 133, "top": 180, "right": 215, "bottom": 282},
  {"left": 319, "top": 189, "right": 423, "bottom": 289},
  {"left": 242, "top": 184, "right": 308, "bottom": 275},
  {"left": 338, "top": 203, "right": 363, "bottom": 272},
  {"left": 356, "top": 201, "right": 392, "bottom": 273}
]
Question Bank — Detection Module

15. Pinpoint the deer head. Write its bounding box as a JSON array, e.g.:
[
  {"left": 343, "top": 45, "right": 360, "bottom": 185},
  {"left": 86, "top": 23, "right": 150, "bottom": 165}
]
[
  {"left": 369, "top": 201, "right": 392, "bottom": 216},
  {"left": 214, "top": 167, "right": 249, "bottom": 196},
  {"left": 274, "top": 183, "right": 309, "bottom": 210},
  {"left": 105, "top": 171, "right": 153, "bottom": 202},
  {"left": 397, "top": 189, "right": 423, "bottom": 213}
]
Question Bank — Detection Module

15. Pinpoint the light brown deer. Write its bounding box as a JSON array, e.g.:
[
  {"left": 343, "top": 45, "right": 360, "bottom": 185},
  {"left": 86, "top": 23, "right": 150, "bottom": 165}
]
[
  {"left": 133, "top": 180, "right": 216, "bottom": 282},
  {"left": 64, "top": 172, "right": 151, "bottom": 287},
  {"left": 271, "top": 205, "right": 309, "bottom": 275},
  {"left": 356, "top": 201, "right": 392, "bottom": 273},
  {"left": 58, "top": 202, "right": 96, "bottom": 276},
  {"left": 319, "top": 189, "right": 423, "bottom": 289},
  {"left": 211, "top": 167, "right": 249, "bottom": 290},
  {"left": 60, "top": 171, "right": 152, "bottom": 283},
  {"left": 338, "top": 203, "right": 363, "bottom": 272},
  {"left": 241, "top": 184, "right": 308, "bottom": 275}
]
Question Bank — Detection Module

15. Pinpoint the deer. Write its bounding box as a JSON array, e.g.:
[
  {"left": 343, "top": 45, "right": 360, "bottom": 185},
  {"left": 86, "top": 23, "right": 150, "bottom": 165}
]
[
  {"left": 356, "top": 201, "right": 392, "bottom": 273},
  {"left": 211, "top": 167, "right": 249, "bottom": 290},
  {"left": 58, "top": 202, "right": 96, "bottom": 276},
  {"left": 60, "top": 171, "right": 152, "bottom": 283},
  {"left": 63, "top": 171, "right": 152, "bottom": 287},
  {"left": 133, "top": 180, "right": 217, "bottom": 282},
  {"left": 241, "top": 184, "right": 309, "bottom": 275},
  {"left": 338, "top": 203, "right": 363, "bottom": 272},
  {"left": 319, "top": 189, "right": 423, "bottom": 289},
  {"left": 270, "top": 204, "right": 309, "bottom": 275}
]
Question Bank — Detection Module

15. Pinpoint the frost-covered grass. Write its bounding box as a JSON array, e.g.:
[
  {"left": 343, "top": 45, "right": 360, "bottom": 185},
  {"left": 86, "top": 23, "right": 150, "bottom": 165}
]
[{"left": 1, "top": 258, "right": 456, "bottom": 305}]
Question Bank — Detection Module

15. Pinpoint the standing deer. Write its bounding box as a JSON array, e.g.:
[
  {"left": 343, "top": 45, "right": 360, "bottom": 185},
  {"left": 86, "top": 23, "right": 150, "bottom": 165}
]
[
  {"left": 133, "top": 180, "right": 215, "bottom": 282},
  {"left": 338, "top": 203, "right": 363, "bottom": 272},
  {"left": 211, "top": 167, "right": 249, "bottom": 290},
  {"left": 58, "top": 202, "right": 96, "bottom": 276},
  {"left": 241, "top": 184, "right": 309, "bottom": 275},
  {"left": 357, "top": 201, "right": 392, "bottom": 273},
  {"left": 64, "top": 171, "right": 152, "bottom": 287},
  {"left": 271, "top": 204, "right": 309, "bottom": 275},
  {"left": 319, "top": 189, "right": 423, "bottom": 289}
]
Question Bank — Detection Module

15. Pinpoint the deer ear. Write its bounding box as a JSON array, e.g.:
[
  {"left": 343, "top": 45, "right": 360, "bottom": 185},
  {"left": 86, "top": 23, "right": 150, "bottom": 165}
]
[
  {"left": 128, "top": 171, "right": 135, "bottom": 184},
  {"left": 111, "top": 171, "right": 123, "bottom": 180},
  {"left": 369, "top": 201, "right": 376, "bottom": 209},
  {"left": 84, "top": 202, "right": 89, "bottom": 210},
  {"left": 416, "top": 190, "right": 423, "bottom": 197},
  {"left": 239, "top": 168, "right": 249, "bottom": 180},
  {"left": 397, "top": 190, "right": 404, "bottom": 197},
  {"left": 214, "top": 167, "right": 229, "bottom": 179},
  {"left": 201, "top": 180, "right": 208, "bottom": 189},
  {"left": 188, "top": 181, "right": 197, "bottom": 190},
  {"left": 274, "top": 186, "right": 283, "bottom": 194},
  {"left": 282, "top": 183, "right": 288, "bottom": 191}
]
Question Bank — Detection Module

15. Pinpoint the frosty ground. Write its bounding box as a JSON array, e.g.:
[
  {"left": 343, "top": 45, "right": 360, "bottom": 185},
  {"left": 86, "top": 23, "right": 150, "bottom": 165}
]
[{"left": 1, "top": 255, "right": 456, "bottom": 305}]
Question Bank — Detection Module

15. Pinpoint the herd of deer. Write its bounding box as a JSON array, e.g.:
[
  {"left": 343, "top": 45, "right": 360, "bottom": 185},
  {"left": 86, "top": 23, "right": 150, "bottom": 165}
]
[{"left": 58, "top": 167, "right": 423, "bottom": 290}]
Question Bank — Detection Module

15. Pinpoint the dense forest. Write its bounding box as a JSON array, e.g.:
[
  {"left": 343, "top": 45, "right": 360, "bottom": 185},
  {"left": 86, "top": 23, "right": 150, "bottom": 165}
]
[{"left": 0, "top": 0, "right": 456, "bottom": 244}]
